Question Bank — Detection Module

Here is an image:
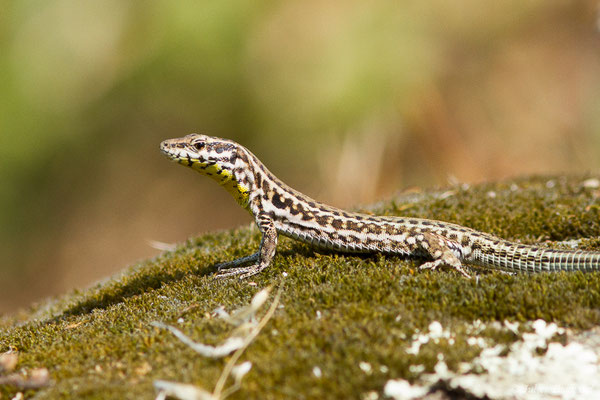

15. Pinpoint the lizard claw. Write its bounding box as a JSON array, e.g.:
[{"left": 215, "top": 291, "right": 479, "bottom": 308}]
[
  {"left": 419, "top": 259, "right": 471, "bottom": 278},
  {"left": 215, "top": 263, "right": 267, "bottom": 280}
]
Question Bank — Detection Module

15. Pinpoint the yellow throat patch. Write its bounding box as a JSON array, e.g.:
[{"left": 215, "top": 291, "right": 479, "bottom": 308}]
[{"left": 189, "top": 159, "right": 250, "bottom": 208}]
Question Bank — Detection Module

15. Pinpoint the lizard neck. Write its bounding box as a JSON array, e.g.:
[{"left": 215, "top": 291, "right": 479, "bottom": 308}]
[{"left": 190, "top": 150, "right": 254, "bottom": 210}]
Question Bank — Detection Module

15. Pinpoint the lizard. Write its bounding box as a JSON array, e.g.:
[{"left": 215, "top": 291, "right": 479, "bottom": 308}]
[{"left": 160, "top": 134, "right": 600, "bottom": 278}]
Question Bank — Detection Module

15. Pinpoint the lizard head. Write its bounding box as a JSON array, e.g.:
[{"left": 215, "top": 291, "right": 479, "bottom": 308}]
[
  {"left": 160, "top": 134, "right": 251, "bottom": 206},
  {"left": 160, "top": 134, "right": 237, "bottom": 167}
]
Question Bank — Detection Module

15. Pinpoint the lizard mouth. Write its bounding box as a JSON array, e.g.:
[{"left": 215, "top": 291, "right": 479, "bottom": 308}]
[
  {"left": 160, "top": 140, "right": 199, "bottom": 168},
  {"left": 159, "top": 140, "right": 185, "bottom": 161}
]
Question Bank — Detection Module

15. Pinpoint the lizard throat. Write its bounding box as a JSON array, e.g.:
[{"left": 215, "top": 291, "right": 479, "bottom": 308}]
[{"left": 188, "top": 160, "right": 250, "bottom": 208}]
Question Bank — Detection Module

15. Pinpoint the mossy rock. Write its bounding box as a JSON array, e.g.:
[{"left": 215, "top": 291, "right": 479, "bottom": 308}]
[{"left": 2, "top": 175, "right": 600, "bottom": 399}]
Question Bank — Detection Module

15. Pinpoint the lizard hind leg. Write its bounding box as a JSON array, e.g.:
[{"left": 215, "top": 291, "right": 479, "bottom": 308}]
[{"left": 417, "top": 233, "right": 471, "bottom": 278}]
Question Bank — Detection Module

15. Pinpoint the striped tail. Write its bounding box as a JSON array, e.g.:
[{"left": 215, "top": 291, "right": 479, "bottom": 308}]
[{"left": 469, "top": 242, "right": 600, "bottom": 273}]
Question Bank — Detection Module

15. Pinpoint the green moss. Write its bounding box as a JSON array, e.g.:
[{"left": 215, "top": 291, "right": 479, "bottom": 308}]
[{"left": 2, "top": 175, "right": 600, "bottom": 399}]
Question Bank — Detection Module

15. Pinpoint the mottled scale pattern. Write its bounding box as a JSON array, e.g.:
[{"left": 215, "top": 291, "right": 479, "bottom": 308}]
[{"left": 160, "top": 134, "right": 600, "bottom": 278}]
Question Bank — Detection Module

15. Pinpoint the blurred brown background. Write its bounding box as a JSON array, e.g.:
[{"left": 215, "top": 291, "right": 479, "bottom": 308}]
[{"left": 1, "top": 0, "right": 600, "bottom": 314}]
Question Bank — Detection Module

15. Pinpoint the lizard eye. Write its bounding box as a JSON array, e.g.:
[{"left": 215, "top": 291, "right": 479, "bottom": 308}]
[{"left": 193, "top": 142, "right": 205, "bottom": 151}]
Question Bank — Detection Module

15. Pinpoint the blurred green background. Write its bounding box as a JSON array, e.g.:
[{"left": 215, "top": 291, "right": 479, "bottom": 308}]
[{"left": 2, "top": 0, "right": 600, "bottom": 313}]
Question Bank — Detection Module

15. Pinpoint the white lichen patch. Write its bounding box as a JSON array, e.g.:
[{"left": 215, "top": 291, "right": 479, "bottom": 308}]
[
  {"left": 359, "top": 361, "right": 373, "bottom": 375},
  {"left": 405, "top": 321, "right": 454, "bottom": 355},
  {"left": 386, "top": 319, "right": 600, "bottom": 400},
  {"left": 312, "top": 366, "right": 322, "bottom": 378},
  {"left": 384, "top": 379, "right": 428, "bottom": 400}
]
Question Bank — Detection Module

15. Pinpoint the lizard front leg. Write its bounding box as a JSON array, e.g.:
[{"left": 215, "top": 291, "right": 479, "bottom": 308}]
[{"left": 216, "top": 212, "right": 278, "bottom": 279}]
